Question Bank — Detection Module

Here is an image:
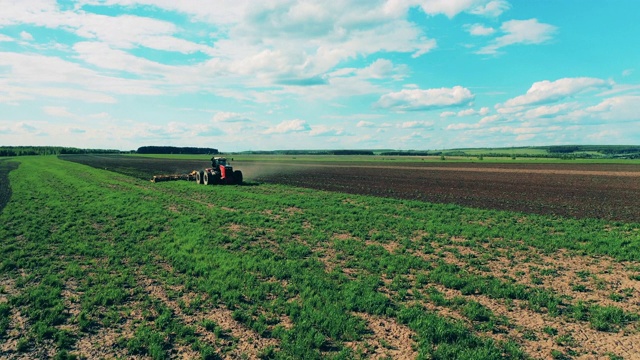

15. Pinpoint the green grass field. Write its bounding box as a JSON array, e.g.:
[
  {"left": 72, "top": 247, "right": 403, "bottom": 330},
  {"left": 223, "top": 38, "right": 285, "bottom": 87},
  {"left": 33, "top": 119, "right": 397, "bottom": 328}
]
[{"left": 1, "top": 156, "right": 639, "bottom": 359}]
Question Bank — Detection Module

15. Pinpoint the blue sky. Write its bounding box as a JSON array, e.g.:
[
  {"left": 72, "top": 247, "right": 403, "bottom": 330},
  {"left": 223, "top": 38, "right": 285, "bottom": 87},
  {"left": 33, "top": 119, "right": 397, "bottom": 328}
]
[{"left": 1, "top": 0, "right": 639, "bottom": 151}]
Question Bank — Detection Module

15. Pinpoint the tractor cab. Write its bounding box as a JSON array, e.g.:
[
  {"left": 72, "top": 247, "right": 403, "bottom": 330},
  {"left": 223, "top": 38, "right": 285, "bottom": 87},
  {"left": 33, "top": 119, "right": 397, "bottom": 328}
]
[{"left": 211, "top": 157, "right": 228, "bottom": 168}]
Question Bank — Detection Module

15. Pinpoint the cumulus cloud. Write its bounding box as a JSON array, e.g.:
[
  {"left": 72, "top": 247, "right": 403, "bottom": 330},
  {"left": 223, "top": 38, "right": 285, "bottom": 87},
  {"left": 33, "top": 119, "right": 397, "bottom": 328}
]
[
  {"left": 469, "top": 0, "right": 510, "bottom": 17},
  {"left": 586, "top": 95, "right": 640, "bottom": 121},
  {"left": 376, "top": 86, "right": 474, "bottom": 111},
  {"left": 479, "top": 114, "right": 500, "bottom": 124},
  {"left": 446, "top": 122, "right": 480, "bottom": 130},
  {"left": 0, "top": 34, "right": 13, "bottom": 42},
  {"left": 419, "top": 0, "right": 509, "bottom": 18},
  {"left": 500, "top": 77, "right": 611, "bottom": 108},
  {"left": 523, "top": 103, "right": 575, "bottom": 119},
  {"left": 212, "top": 112, "right": 252, "bottom": 123},
  {"left": 43, "top": 106, "right": 74, "bottom": 117},
  {"left": 357, "top": 120, "right": 376, "bottom": 127},
  {"left": 442, "top": 107, "right": 489, "bottom": 117},
  {"left": 477, "top": 18, "right": 556, "bottom": 55},
  {"left": 398, "top": 120, "right": 434, "bottom": 129},
  {"left": 465, "top": 23, "right": 495, "bottom": 36},
  {"left": 309, "top": 125, "right": 345, "bottom": 136},
  {"left": 19, "top": 31, "right": 34, "bottom": 41},
  {"left": 264, "top": 119, "right": 310, "bottom": 134}
]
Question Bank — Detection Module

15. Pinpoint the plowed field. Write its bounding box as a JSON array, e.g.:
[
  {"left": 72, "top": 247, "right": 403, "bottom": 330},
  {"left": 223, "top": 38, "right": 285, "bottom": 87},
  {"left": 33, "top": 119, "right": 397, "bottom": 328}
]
[{"left": 60, "top": 154, "right": 640, "bottom": 222}]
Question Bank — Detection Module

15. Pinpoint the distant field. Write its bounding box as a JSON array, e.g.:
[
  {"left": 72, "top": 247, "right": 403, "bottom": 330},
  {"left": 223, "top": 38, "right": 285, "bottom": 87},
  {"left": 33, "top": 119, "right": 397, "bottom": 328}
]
[
  {"left": 1, "top": 156, "right": 639, "bottom": 359},
  {"left": 128, "top": 153, "right": 640, "bottom": 165}
]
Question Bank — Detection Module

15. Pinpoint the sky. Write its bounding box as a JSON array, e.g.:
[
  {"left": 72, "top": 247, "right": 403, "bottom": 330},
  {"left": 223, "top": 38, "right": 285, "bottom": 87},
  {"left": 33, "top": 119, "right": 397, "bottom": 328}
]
[{"left": 1, "top": 0, "right": 639, "bottom": 152}]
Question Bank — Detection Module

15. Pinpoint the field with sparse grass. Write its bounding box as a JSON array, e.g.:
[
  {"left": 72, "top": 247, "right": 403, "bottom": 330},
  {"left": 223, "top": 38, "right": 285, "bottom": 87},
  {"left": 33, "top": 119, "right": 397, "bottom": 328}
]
[{"left": 1, "top": 156, "right": 639, "bottom": 359}]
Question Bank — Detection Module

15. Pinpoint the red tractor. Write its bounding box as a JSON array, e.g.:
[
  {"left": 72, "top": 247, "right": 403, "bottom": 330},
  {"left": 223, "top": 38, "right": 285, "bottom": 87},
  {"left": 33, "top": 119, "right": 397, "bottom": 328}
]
[{"left": 195, "top": 157, "right": 243, "bottom": 185}]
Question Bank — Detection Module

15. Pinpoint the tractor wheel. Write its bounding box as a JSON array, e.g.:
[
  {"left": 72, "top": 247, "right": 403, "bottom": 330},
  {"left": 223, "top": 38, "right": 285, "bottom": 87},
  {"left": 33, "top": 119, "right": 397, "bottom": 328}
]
[
  {"left": 196, "top": 171, "right": 204, "bottom": 184},
  {"left": 233, "top": 170, "right": 243, "bottom": 185},
  {"left": 204, "top": 171, "right": 214, "bottom": 185}
]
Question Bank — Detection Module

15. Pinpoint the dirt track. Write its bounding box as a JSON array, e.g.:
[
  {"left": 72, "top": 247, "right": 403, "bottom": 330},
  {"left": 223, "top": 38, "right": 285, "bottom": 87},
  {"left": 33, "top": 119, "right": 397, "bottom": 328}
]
[
  {"left": 0, "top": 160, "right": 19, "bottom": 213},
  {"left": 60, "top": 155, "right": 640, "bottom": 223}
]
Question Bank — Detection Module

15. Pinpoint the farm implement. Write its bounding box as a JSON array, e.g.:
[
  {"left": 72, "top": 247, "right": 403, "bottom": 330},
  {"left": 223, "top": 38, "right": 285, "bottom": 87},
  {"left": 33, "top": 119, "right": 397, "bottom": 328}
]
[{"left": 151, "top": 157, "right": 243, "bottom": 185}]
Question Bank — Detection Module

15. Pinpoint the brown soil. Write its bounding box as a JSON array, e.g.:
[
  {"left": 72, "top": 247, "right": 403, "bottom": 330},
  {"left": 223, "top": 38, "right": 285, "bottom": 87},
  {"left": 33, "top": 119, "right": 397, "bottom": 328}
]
[
  {"left": 346, "top": 312, "right": 418, "bottom": 359},
  {"left": 0, "top": 160, "right": 18, "bottom": 213}
]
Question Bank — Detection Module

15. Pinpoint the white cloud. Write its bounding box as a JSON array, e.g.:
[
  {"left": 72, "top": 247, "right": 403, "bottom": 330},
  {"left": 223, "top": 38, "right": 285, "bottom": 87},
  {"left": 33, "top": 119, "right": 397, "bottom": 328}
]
[
  {"left": 585, "top": 96, "right": 640, "bottom": 121},
  {"left": 622, "top": 69, "right": 634, "bottom": 77},
  {"left": 447, "top": 122, "right": 479, "bottom": 130},
  {"left": 477, "top": 18, "right": 556, "bottom": 55},
  {"left": 398, "top": 120, "right": 434, "bottom": 129},
  {"left": 19, "top": 31, "right": 34, "bottom": 41},
  {"left": 479, "top": 114, "right": 500, "bottom": 124},
  {"left": 76, "top": 0, "right": 249, "bottom": 25},
  {"left": 443, "top": 107, "right": 489, "bottom": 117},
  {"left": 469, "top": 0, "right": 510, "bottom": 17},
  {"left": 465, "top": 23, "right": 495, "bottom": 36},
  {"left": 457, "top": 108, "right": 477, "bottom": 116},
  {"left": 43, "top": 106, "right": 74, "bottom": 117},
  {"left": 310, "top": 125, "right": 345, "bottom": 136},
  {"left": 73, "top": 41, "right": 175, "bottom": 75},
  {"left": 264, "top": 119, "right": 310, "bottom": 134},
  {"left": 419, "top": 0, "right": 509, "bottom": 18},
  {"left": 212, "top": 112, "right": 252, "bottom": 123},
  {"left": 357, "top": 120, "right": 376, "bottom": 127},
  {"left": 0, "top": 51, "right": 167, "bottom": 104},
  {"left": 523, "top": 103, "right": 575, "bottom": 119},
  {"left": 358, "top": 59, "right": 406, "bottom": 80},
  {"left": 500, "top": 77, "right": 611, "bottom": 108},
  {"left": 0, "top": 34, "right": 14, "bottom": 42},
  {"left": 377, "top": 86, "right": 474, "bottom": 111}
]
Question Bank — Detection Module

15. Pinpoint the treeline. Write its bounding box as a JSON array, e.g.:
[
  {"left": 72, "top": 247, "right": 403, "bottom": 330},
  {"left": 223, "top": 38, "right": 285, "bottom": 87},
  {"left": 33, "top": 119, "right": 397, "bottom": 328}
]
[
  {"left": 241, "top": 149, "right": 375, "bottom": 155},
  {"left": 547, "top": 145, "right": 640, "bottom": 155},
  {"left": 136, "top": 146, "right": 219, "bottom": 155},
  {"left": 0, "top": 146, "right": 121, "bottom": 157},
  {"left": 379, "top": 151, "right": 441, "bottom": 156}
]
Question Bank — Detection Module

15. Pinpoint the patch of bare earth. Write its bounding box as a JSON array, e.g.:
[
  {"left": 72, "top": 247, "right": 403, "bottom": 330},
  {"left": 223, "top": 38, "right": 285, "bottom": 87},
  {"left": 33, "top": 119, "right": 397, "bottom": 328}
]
[
  {"left": 0, "top": 276, "right": 28, "bottom": 358},
  {"left": 138, "top": 271, "right": 279, "bottom": 359},
  {"left": 73, "top": 308, "right": 144, "bottom": 359},
  {"left": 0, "top": 277, "right": 18, "bottom": 304},
  {"left": 444, "top": 243, "right": 639, "bottom": 358},
  {"left": 436, "top": 240, "right": 640, "bottom": 314},
  {"left": 421, "top": 282, "right": 638, "bottom": 359},
  {"left": 345, "top": 312, "right": 418, "bottom": 359},
  {"left": 319, "top": 234, "right": 640, "bottom": 359}
]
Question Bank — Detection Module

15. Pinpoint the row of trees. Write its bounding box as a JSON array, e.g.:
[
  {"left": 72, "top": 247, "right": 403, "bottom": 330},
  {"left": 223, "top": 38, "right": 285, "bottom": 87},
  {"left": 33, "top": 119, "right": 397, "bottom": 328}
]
[
  {"left": 240, "top": 150, "right": 375, "bottom": 155},
  {"left": 547, "top": 145, "right": 640, "bottom": 154},
  {"left": 0, "top": 147, "right": 121, "bottom": 157},
  {"left": 136, "top": 146, "right": 218, "bottom": 155}
]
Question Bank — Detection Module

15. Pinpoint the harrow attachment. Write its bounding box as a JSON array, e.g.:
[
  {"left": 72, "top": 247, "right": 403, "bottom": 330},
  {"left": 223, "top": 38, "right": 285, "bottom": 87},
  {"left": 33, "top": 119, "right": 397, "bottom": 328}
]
[{"left": 150, "top": 171, "right": 198, "bottom": 183}]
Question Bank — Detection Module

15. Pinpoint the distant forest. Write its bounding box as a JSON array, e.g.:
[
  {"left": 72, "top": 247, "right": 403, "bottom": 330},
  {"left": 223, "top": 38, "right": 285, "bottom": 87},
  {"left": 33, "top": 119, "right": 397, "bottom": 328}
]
[
  {"left": 0, "top": 146, "right": 121, "bottom": 157},
  {"left": 238, "top": 150, "right": 375, "bottom": 155},
  {"left": 136, "top": 146, "right": 219, "bottom": 155}
]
